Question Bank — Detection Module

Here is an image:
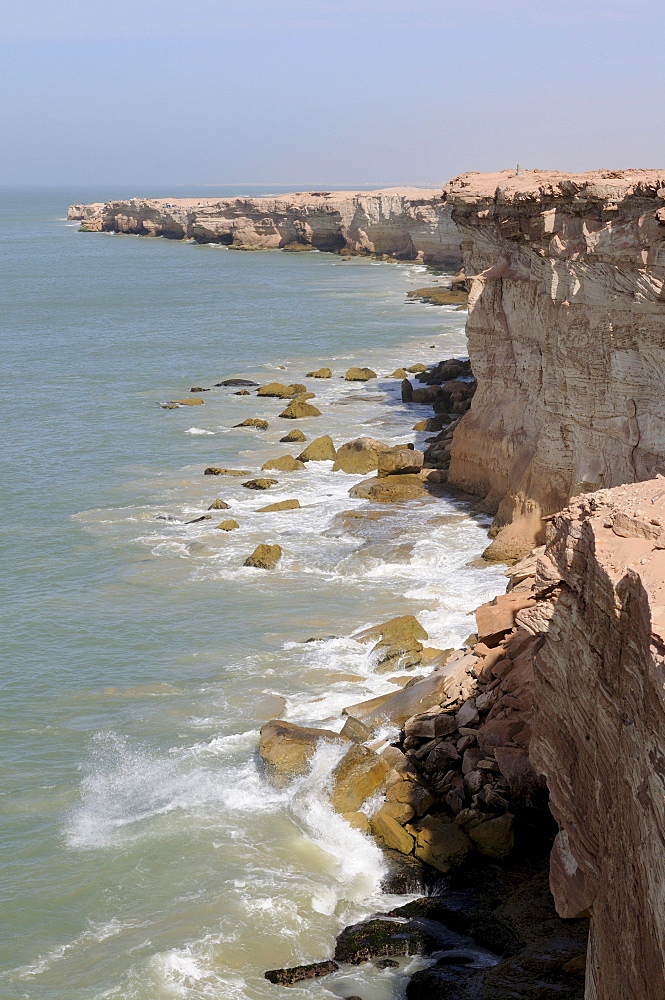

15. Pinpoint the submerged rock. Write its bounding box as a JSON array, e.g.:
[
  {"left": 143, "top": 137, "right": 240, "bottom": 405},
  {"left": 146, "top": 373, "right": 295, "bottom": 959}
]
[
  {"left": 167, "top": 398, "right": 204, "bottom": 406},
  {"left": 204, "top": 467, "right": 252, "bottom": 476},
  {"left": 234, "top": 417, "right": 269, "bottom": 430},
  {"left": 261, "top": 455, "right": 305, "bottom": 472},
  {"left": 241, "top": 478, "right": 278, "bottom": 490},
  {"left": 345, "top": 367, "right": 377, "bottom": 381},
  {"left": 234, "top": 389, "right": 250, "bottom": 395},
  {"left": 264, "top": 961, "right": 338, "bottom": 985},
  {"left": 297, "top": 435, "right": 336, "bottom": 462},
  {"left": 389, "top": 368, "right": 408, "bottom": 378},
  {"left": 349, "top": 473, "right": 429, "bottom": 502},
  {"left": 279, "top": 399, "right": 322, "bottom": 419},
  {"left": 257, "top": 499, "right": 300, "bottom": 512},
  {"left": 216, "top": 519, "right": 239, "bottom": 531},
  {"left": 215, "top": 378, "right": 258, "bottom": 387},
  {"left": 243, "top": 543, "right": 282, "bottom": 569}
]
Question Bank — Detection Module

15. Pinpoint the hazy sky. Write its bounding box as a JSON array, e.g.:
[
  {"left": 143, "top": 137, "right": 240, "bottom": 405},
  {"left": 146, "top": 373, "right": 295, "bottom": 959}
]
[{"left": 2, "top": 0, "right": 663, "bottom": 189}]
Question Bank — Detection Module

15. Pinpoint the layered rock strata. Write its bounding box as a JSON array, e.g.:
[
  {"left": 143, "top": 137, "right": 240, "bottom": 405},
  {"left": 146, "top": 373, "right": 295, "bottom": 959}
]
[
  {"left": 68, "top": 188, "right": 461, "bottom": 264},
  {"left": 444, "top": 169, "right": 665, "bottom": 560}
]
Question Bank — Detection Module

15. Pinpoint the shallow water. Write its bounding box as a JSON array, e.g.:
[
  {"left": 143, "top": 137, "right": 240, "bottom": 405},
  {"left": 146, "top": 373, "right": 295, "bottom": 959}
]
[{"left": 0, "top": 188, "right": 505, "bottom": 999}]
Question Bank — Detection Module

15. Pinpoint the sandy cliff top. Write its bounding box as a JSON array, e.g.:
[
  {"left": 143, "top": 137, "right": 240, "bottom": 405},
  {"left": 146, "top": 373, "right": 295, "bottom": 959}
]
[{"left": 444, "top": 168, "right": 665, "bottom": 206}]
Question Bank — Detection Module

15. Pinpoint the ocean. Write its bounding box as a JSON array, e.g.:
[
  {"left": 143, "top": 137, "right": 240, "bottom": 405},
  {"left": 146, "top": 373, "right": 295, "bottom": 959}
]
[{"left": 0, "top": 187, "right": 505, "bottom": 999}]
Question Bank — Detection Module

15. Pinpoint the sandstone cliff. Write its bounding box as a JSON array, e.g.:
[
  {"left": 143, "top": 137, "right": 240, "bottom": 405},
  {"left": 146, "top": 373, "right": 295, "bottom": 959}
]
[
  {"left": 444, "top": 169, "right": 665, "bottom": 561},
  {"left": 68, "top": 188, "right": 461, "bottom": 264}
]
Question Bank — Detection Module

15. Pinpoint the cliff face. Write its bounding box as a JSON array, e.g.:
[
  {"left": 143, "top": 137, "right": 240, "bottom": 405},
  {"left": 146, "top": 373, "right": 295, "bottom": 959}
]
[
  {"left": 509, "top": 480, "right": 665, "bottom": 1000},
  {"left": 68, "top": 188, "right": 461, "bottom": 265},
  {"left": 444, "top": 169, "right": 665, "bottom": 561}
]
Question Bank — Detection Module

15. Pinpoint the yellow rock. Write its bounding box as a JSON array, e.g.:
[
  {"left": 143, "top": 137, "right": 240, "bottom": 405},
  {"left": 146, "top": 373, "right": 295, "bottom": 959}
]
[
  {"left": 169, "top": 398, "right": 204, "bottom": 405},
  {"left": 297, "top": 435, "right": 336, "bottom": 462},
  {"left": 306, "top": 368, "right": 333, "bottom": 378},
  {"left": 330, "top": 744, "right": 389, "bottom": 813},
  {"left": 257, "top": 499, "right": 301, "bottom": 512},
  {"left": 342, "top": 811, "right": 371, "bottom": 834},
  {"left": 216, "top": 519, "right": 239, "bottom": 531},
  {"left": 256, "top": 382, "right": 299, "bottom": 398},
  {"left": 259, "top": 719, "right": 349, "bottom": 786},
  {"left": 243, "top": 543, "right": 282, "bottom": 569},
  {"left": 414, "top": 816, "right": 472, "bottom": 872},
  {"left": 261, "top": 455, "right": 305, "bottom": 472},
  {"left": 370, "top": 809, "right": 415, "bottom": 854},
  {"left": 345, "top": 367, "right": 377, "bottom": 381},
  {"left": 279, "top": 400, "right": 322, "bottom": 419}
]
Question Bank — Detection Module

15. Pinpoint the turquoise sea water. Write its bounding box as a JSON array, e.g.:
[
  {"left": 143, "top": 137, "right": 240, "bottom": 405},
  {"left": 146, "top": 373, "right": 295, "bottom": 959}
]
[{"left": 0, "top": 188, "right": 505, "bottom": 1000}]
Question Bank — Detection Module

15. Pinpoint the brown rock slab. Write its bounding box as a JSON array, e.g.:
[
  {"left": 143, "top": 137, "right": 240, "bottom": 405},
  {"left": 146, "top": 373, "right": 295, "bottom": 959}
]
[
  {"left": 234, "top": 418, "right": 268, "bottom": 430},
  {"left": 204, "top": 467, "right": 252, "bottom": 476},
  {"left": 241, "top": 478, "right": 277, "bottom": 490},
  {"left": 261, "top": 455, "right": 305, "bottom": 472},
  {"left": 349, "top": 473, "right": 428, "bottom": 502},
  {"left": 343, "top": 811, "right": 371, "bottom": 834},
  {"left": 257, "top": 499, "right": 300, "bottom": 512},
  {"left": 475, "top": 593, "right": 537, "bottom": 646},
  {"left": 330, "top": 744, "right": 389, "bottom": 813},
  {"left": 264, "top": 961, "right": 338, "bottom": 985},
  {"left": 259, "top": 719, "right": 349, "bottom": 785},
  {"left": 386, "top": 780, "right": 434, "bottom": 816},
  {"left": 370, "top": 809, "right": 416, "bottom": 854},
  {"left": 243, "top": 543, "right": 282, "bottom": 569},
  {"left": 168, "top": 398, "right": 204, "bottom": 405}
]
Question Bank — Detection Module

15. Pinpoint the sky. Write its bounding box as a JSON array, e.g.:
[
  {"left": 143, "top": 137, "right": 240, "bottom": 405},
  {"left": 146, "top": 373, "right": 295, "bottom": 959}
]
[{"left": 1, "top": 0, "right": 663, "bottom": 189}]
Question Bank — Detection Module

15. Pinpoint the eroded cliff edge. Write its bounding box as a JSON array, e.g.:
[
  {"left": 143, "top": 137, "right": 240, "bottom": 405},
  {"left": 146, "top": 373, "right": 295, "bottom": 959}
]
[
  {"left": 444, "top": 169, "right": 665, "bottom": 561},
  {"left": 68, "top": 187, "right": 461, "bottom": 265}
]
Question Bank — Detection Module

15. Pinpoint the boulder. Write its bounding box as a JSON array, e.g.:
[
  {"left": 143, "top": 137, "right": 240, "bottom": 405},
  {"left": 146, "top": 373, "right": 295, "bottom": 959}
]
[
  {"left": 256, "top": 382, "right": 299, "bottom": 398},
  {"left": 264, "top": 961, "right": 338, "bottom": 985},
  {"left": 413, "top": 816, "right": 472, "bottom": 872},
  {"left": 370, "top": 809, "right": 416, "bottom": 854},
  {"left": 289, "top": 383, "right": 307, "bottom": 394},
  {"left": 343, "top": 811, "right": 371, "bottom": 834},
  {"left": 349, "top": 474, "right": 428, "bottom": 502},
  {"left": 244, "top": 543, "right": 282, "bottom": 569},
  {"left": 332, "top": 436, "right": 389, "bottom": 474},
  {"left": 257, "top": 499, "right": 300, "bottom": 512},
  {"left": 390, "top": 368, "right": 408, "bottom": 378},
  {"left": 234, "top": 418, "right": 268, "bottom": 430},
  {"left": 411, "top": 385, "right": 442, "bottom": 404},
  {"left": 280, "top": 429, "right": 306, "bottom": 443},
  {"left": 241, "top": 478, "right": 277, "bottom": 490},
  {"left": 306, "top": 367, "right": 333, "bottom": 378},
  {"left": 208, "top": 499, "right": 230, "bottom": 510},
  {"left": 185, "top": 514, "right": 212, "bottom": 524},
  {"left": 401, "top": 379, "right": 413, "bottom": 402},
  {"left": 189, "top": 386, "right": 209, "bottom": 392},
  {"left": 215, "top": 378, "right": 258, "bottom": 387},
  {"left": 261, "top": 455, "right": 305, "bottom": 472},
  {"left": 297, "top": 435, "right": 336, "bottom": 462},
  {"left": 386, "top": 780, "right": 434, "bottom": 816},
  {"left": 406, "top": 363, "right": 428, "bottom": 373},
  {"left": 353, "top": 615, "right": 427, "bottom": 671},
  {"left": 335, "top": 915, "right": 435, "bottom": 964},
  {"left": 467, "top": 813, "right": 515, "bottom": 858},
  {"left": 216, "top": 519, "right": 239, "bottom": 531},
  {"left": 475, "top": 592, "right": 537, "bottom": 646},
  {"left": 377, "top": 446, "right": 424, "bottom": 477},
  {"left": 330, "top": 744, "right": 389, "bottom": 812},
  {"left": 259, "top": 719, "right": 349, "bottom": 784},
  {"left": 204, "top": 467, "right": 251, "bottom": 476},
  {"left": 234, "top": 389, "right": 250, "bottom": 395},
  {"left": 279, "top": 400, "right": 322, "bottom": 419},
  {"left": 345, "top": 367, "right": 377, "bottom": 381}
]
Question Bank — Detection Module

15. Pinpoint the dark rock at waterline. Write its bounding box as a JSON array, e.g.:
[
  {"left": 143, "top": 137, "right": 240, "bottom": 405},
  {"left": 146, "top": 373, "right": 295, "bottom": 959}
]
[
  {"left": 380, "top": 848, "right": 427, "bottom": 894},
  {"left": 190, "top": 386, "right": 210, "bottom": 392},
  {"left": 264, "top": 960, "right": 338, "bottom": 985},
  {"left": 334, "top": 916, "right": 440, "bottom": 965},
  {"left": 185, "top": 514, "right": 212, "bottom": 524},
  {"left": 401, "top": 378, "right": 413, "bottom": 402},
  {"left": 376, "top": 958, "right": 400, "bottom": 969},
  {"left": 215, "top": 378, "right": 259, "bottom": 387}
]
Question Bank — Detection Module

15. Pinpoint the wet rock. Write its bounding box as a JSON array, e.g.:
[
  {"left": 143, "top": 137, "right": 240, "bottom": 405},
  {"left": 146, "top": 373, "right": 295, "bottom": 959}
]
[
  {"left": 330, "top": 744, "right": 389, "bottom": 813},
  {"left": 234, "top": 389, "right": 250, "bottom": 395},
  {"left": 382, "top": 800, "right": 416, "bottom": 825},
  {"left": 168, "top": 398, "right": 204, "bottom": 405},
  {"left": 340, "top": 715, "right": 372, "bottom": 743},
  {"left": 401, "top": 378, "right": 413, "bottom": 402},
  {"left": 190, "top": 386, "right": 209, "bottom": 392},
  {"left": 297, "top": 435, "right": 336, "bottom": 462},
  {"left": 353, "top": 615, "right": 428, "bottom": 671},
  {"left": 376, "top": 958, "right": 400, "bottom": 969},
  {"left": 349, "top": 474, "right": 428, "bottom": 503},
  {"left": 413, "top": 816, "right": 472, "bottom": 872},
  {"left": 261, "top": 455, "right": 305, "bottom": 472},
  {"left": 259, "top": 719, "right": 349, "bottom": 784},
  {"left": 264, "top": 960, "right": 338, "bottom": 985},
  {"left": 216, "top": 519, "right": 239, "bottom": 531},
  {"left": 306, "top": 367, "right": 333, "bottom": 378},
  {"left": 332, "top": 436, "right": 389, "bottom": 474},
  {"left": 215, "top": 378, "right": 258, "bottom": 387},
  {"left": 280, "top": 429, "right": 307, "bottom": 443},
  {"left": 377, "top": 446, "right": 424, "bottom": 478},
  {"left": 256, "top": 382, "right": 300, "bottom": 398},
  {"left": 390, "top": 368, "right": 408, "bottom": 378},
  {"left": 406, "top": 363, "right": 428, "bottom": 373},
  {"left": 234, "top": 417, "right": 269, "bottom": 430},
  {"left": 335, "top": 916, "right": 434, "bottom": 965},
  {"left": 404, "top": 710, "right": 458, "bottom": 739},
  {"left": 279, "top": 399, "right": 322, "bottom": 419},
  {"left": 241, "top": 478, "right": 278, "bottom": 490},
  {"left": 257, "top": 499, "right": 300, "bottom": 512},
  {"left": 345, "top": 367, "right": 377, "bottom": 381},
  {"left": 243, "top": 543, "right": 282, "bottom": 569},
  {"left": 204, "top": 467, "right": 252, "bottom": 476},
  {"left": 380, "top": 850, "right": 427, "bottom": 894},
  {"left": 207, "top": 499, "right": 230, "bottom": 510},
  {"left": 343, "top": 811, "right": 371, "bottom": 834},
  {"left": 185, "top": 514, "right": 212, "bottom": 524}
]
